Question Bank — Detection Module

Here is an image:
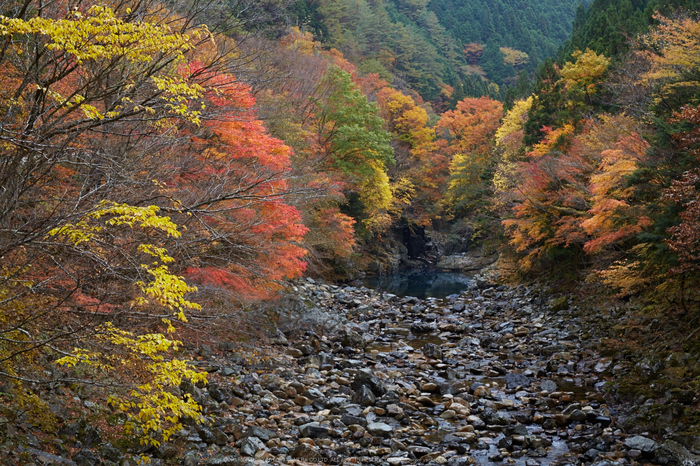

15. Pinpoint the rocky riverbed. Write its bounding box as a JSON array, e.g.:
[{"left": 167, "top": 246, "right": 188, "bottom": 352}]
[{"left": 17, "top": 276, "right": 700, "bottom": 465}]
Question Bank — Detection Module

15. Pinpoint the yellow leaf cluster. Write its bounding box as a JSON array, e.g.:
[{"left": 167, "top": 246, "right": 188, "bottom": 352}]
[
  {"left": 0, "top": 6, "right": 206, "bottom": 123},
  {"left": 640, "top": 15, "right": 700, "bottom": 100},
  {"left": 500, "top": 47, "right": 529, "bottom": 67},
  {"left": 57, "top": 322, "right": 206, "bottom": 447},
  {"left": 90, "top": 201, "right": 181, "bottom": 238},
  {"left": 359, "top": 161, "right": 393, "bottom": 232},
  {"left": 495, "top": 96, "right": 533, "bottom": 147},
  {"left": 560, "top": 49, "right": 610, "bottom": 95},
  {"left": 136, "top": 265, "right": 201, "bottom": 321},
  {"left": 0, "top": 6, "right": 197, "bottom": 64},
  {"left": 48, "top": 201, "right": 200, "bottom": 320}
]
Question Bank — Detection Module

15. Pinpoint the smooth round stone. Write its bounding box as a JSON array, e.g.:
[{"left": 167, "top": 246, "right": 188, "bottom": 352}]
[
  {"left": 421, "top": 383, "right": 439, "bottom": 392},
  {"left": 440, "top": 409, "right": 457, "bottom": 419},
  {"left": 367, "top": 422, "right": 393, "bottom": 436},
  {"left": 294, "top": 396, "right": 313, "bottom": 406}
]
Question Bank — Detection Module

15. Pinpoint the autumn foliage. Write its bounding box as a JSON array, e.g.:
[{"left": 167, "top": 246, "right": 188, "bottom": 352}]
[
  {"left": 0, "top": 0, "right": 311, "bottom": 446},
  {"left": 4, "top": 0, "right": 700, "bottom": 450}
]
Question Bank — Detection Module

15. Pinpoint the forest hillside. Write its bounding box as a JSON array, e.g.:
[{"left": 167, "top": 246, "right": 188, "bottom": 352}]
[
  {"left": 1, "top": 0, "right": 700, "bottom": 462},
  {"left": 289, "top": 0, "right": 587, "bottom": 102}
]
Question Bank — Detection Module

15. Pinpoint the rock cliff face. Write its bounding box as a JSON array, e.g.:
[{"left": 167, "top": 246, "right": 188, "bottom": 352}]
[
  {"left": 364, "top": 223, "right": 497, "bottom": 276},
  {"left": 364, "top": 222, "right": 437, "bottom": 275},
  {"left": 364, "top": 221, "right": 499, "bottom": 276},
  {"left": 437, "top": 249, "right": 499, "bottom": 273}
]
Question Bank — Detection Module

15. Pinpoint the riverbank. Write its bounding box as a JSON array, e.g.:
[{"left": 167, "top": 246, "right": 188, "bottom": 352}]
[{"left": 11, "top": 275, "right": 700, "bottom": 465}]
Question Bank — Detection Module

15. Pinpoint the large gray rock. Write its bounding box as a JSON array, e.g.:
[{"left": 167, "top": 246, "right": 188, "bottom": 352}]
[
  {"left": 539, "top": 379, "right": 557, "bottom": 392},
  {"left": 422, "top": 343, "right": 443, "bottom": 359},
  {"left": 655, "top": 440, "right": 700, "bottom": 465},
  {"left": 437, "top": 249, "right": 498, "bottom": 272},
  {"left": 505, "top": 372, "right": 531, "bottom": 389},
  {"left": 341, "top": 413, "right": 367, "bottom": 427},
  {"left": 351, "top": 369, "right": 387, "bottom": 396},
  {"left": 240, "top": 436, "right": 266, "bottom": 457},
  {"left": 23, "top": 447, "right": 76, "bottom": 465},
  {"left": 244, "top": 426, "right": 277, "bottom": 441},
  {"left": 367, "top": 422, "right": 394, "bottom": 437},
  {"left": 624, "top": 435, "right": 658, "bottom": 454},
  {"left": 351, "top": 385, "right": 376, "bottom": 406},
  {"left": 197, "top": 427, "right": 218, "bottom": 444},
  {"left": 299, "top": 422, "right": 330, "bottom": 438}
]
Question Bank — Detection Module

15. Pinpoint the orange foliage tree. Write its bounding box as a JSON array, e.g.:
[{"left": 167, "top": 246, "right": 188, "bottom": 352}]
[
  {"left": 172, "top": 64, "right": 308, "bottom": 302},
  {"left": 436, "top": 97, "right": 503, "bottom": 213},
  {"left": 377, "top": 87, "right": 444, "bottom": 226}
]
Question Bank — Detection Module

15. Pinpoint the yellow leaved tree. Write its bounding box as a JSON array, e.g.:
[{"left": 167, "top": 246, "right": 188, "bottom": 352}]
[
  {"left": 0, "top": 0, "right": 212, "bottom": 448},
  {"left": 49, "top": 202, "right": 205, "bottom": 448}
]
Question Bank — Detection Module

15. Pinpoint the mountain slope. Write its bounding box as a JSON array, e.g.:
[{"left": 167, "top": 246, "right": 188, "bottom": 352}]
[{"left": 290, "top": 0, "right": 589, "bottom": 102}]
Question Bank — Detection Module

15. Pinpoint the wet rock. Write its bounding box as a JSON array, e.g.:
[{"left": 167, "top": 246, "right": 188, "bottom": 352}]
[
  {"left": 654, "top": 439, "right": 700, "bottom": 465},
  {"left": 624, "top": 435, "right": 658, "bottom": 454},
  {"left": 212, "top": 427, "right": 229, "bottom": 446},
  {"left": 411, "top": 322, "right": 434, "bottom": 333},
  {"left": 489, "top": 411, "right": 513, "bottom": 425},
  {"left": 351, "top": 368, "right": 387, "bottom": 396},
  {"left": 23, "top": 447, "right": 76, "bottom": 466},
  {"left": 341, "top": 413, "right": 368, "bottom": 427},
  {"left": 367, "top": 422, "right": 393, "bottom": 437},
  {"left": 240, "top": 436, "right": 266, "bottom": 456},
  {"left": 592, "top": 415, "right": 612, "bottom": 427},
  {"left": 244, "top": 426, "right": 276, "bottom": 441},
  {"left": 209, "top": 384, "right": 227, "bottom": 403},
  {"left": 539, "top": 380, "right": 557, "bottom": 392},
  {"left": 299, "top": 422, "right": 330, "bottom": 438},
  {"left": 568, "top": 409, "right": 587, "bottom": 422},
  {"left": 352, "top": 385, "right": 377, "bottom": 406},
  {"left": 505, "top": 372, "right": 531, "bottom": 389},
  {"left": 488, "top": 452, "right": 504, "bottom": 462},
  {"left": 422, "top": 343, "right": 443, "bottom": 360}
]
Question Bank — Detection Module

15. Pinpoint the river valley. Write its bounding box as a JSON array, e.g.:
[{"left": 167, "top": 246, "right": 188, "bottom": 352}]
[{"left": 20, "top": 275, "right": 700, "bottom": 466}]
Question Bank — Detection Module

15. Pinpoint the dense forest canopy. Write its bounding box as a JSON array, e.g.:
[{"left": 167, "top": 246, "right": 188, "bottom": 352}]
[
  {"left": 1, "top": 0, "right": 700, "bottom": 452},
  {"left": 288, "top": 0, "right": 591, "bottom": 103},
  {"left": 429, "top": 0, "right": 584, "bottom": 84}
]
